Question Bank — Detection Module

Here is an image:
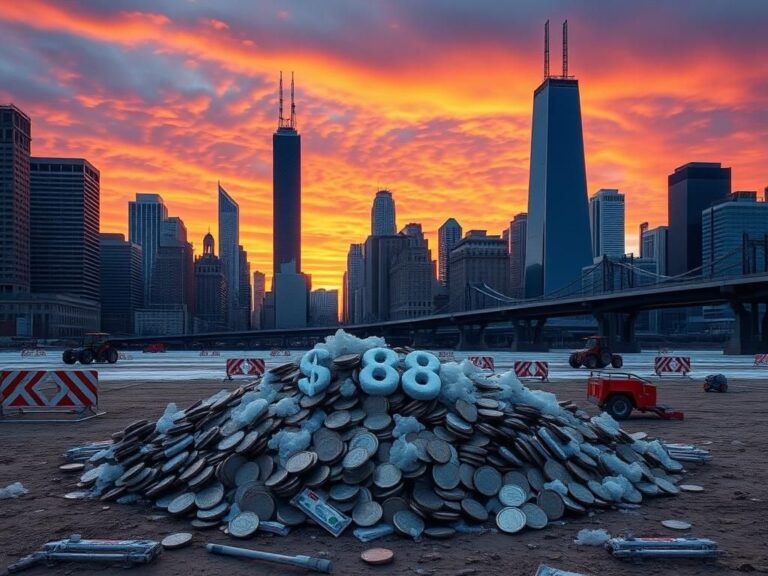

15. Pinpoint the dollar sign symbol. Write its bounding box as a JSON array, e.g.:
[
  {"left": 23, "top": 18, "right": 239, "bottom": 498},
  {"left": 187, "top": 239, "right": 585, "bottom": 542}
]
[{"left": 299, "top": 348, "right": 331, "bottom": 395}]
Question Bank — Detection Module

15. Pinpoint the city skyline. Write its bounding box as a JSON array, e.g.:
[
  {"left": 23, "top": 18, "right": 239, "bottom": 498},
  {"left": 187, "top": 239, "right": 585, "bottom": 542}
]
[{"left": 1, "top": 2, "right": 766, "bottom": 292}]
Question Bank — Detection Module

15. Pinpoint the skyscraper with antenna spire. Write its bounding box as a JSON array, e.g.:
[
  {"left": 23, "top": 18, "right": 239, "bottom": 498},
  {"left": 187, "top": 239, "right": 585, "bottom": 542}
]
[{"left": 524, "top": 20, "right": 592, "bottom": 298}]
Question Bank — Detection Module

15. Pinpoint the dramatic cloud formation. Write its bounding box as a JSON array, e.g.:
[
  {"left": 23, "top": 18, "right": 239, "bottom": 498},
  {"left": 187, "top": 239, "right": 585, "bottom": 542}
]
[{"left": 1, "top": 0, "right": 766, "bottom": 292}]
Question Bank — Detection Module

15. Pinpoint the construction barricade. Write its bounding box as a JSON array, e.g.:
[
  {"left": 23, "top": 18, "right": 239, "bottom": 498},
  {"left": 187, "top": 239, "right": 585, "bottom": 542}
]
[
  {"left": 754, "top": 354, "right": 768, "bottom": 367},
  {"left": 20, "top": 348, "right": 47, "bottom": 358},
  {"left": 226, "top": 358, "right": 266, "bottom": 380},
  {"left": 270, "top": 349, "right": 291, "bottom": 358},
  {"left": 654, "top": 356, "right": 691, "bottom": 377},
  {"left": 436, "top": 351, "right": 456, "bottom": 363},
  {"left": 467, "top": 356, "right": 495, "bottom": 372},
  {"left": 0, "top": 369, "right": 101, "bottom": 422},
  {"left": 199, "top": 350, "right": 220, "bottom": 357},
  {"left": 513, "top": 360, "right": 549, "bottom": 381}
]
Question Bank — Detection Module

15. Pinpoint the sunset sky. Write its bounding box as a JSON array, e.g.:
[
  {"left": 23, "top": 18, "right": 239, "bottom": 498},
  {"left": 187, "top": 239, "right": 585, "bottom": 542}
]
[{"left": 1, "top": 1, "right": 766, "bottom": 292}]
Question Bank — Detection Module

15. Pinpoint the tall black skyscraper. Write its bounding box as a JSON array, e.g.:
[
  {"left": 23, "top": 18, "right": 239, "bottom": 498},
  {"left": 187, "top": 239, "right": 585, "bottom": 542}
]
[
  {"left": 0, "top": 105, "right": 31, "bottom": 294},
  {"left": 667, "top": 162, "right": 731, "bottom": 276},
  {"left": 524, "top": 21, "right": 592, "bottom": 298},
  {"left": 100, "top": 233, "right": 143, "bottom": 335},
  {"left": 30, "top": 157, "right": 101, "bottom": 302},
  {"left": 273, "top": 72, "right": 301, "bottom": 275}
]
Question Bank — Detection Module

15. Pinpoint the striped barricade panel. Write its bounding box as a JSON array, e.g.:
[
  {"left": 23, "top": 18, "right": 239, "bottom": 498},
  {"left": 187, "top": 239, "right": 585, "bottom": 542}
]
[
  {"left": 513, "top": 360, "right": 549, "bottom": 381},
  {"left": 226, "top": 358, "right": 266, "bottom": 379},
  {"left": 0, "top": 370, "right": 98, "bottom": 415},
  {"left": 467, "top": 356, "right": 495, "bottom": 372},
  {"left": 654, "top": 356, "right": 691, "bottom": 376},
  {"left": 754, "top": 354, "right": 768, "bottom": 367}
]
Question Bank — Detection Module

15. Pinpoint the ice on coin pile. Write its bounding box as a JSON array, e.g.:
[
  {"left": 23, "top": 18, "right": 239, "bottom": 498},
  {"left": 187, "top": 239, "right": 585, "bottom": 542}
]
[{"left": 76, "top": 330, "right": 691, "bottom": 540}]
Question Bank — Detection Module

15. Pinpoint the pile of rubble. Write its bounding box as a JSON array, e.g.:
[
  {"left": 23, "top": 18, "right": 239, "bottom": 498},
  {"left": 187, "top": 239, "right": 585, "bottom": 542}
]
[{"left": 76, "top": 331, "right": 687, "bottom": 540}]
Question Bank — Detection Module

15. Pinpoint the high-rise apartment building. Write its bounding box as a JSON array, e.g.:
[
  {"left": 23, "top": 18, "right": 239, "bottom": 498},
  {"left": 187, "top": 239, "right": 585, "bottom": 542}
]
[
  {"left": 344, "top": 244, "right": 364, "bottom": 324},
  {"left": 238, "top": 245, "right": 251, "bottom": 329},
  {"left": 448, "top": 230, "right": 509, "bottom": 312},
  {"left": 148, "top": 217, "right": 194, "bottom": 315},
  {"left": 30, "top": 157, "right": 100, "bottom": 302},
  {"left": 371, "top": 190, "right": 396, "bottom": 236},
  {"left": 667, "top": 162, "right": 731, "bottom": 276},
  {"left": 525, "top": 22, "right": 592, "bottom": 297},
  {"left": 508, "top": 213, "right": 527, "bottom": 299},
  {"left": 702, "top": 191, "right": 768, "bottom": 278},
  {"left": 389, "top": 224, "right": 434, "bottom": 320},
  {"left": 641, "top": 226, "right": 668, "bottom": 276},
  {"left": 0, "top": 105, "right": 31, "bottom": 294},
  {"left": 438, "top": 218, "right": 462, "bottom": 288},
  {"left": 309, "top": 289, "right": 339, "bottom": 326},
  {"left": 194, "top": 232, "right": 227, "bottom": 332},
  {"left": 273, "top": 72, "right": 302, "bottom": 275},
  {"left": 589, "top": 189, "right": 625, "bottom": 259},
  {"left": 218, "top": 183, "right": 241, "bottom": 329},
  {"left": 99, "top": 233, "right": 142, "bottom": 335},
  {"left": 363, "top": 234, "right": 408, "bottom": 322},
  {"left": 128, "top": 193, "right": 168, "bottom": 303}
]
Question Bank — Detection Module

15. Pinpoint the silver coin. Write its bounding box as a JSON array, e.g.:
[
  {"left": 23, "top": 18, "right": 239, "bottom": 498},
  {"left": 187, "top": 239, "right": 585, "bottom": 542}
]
[
  {"left": 64, "top": 490, "right": 90, "bottom": 500},
  {"left": 276, "top": 502, "right": 307, "bottom": 527},
  {"left": 362, "top": 396, "right": 389, "bottom": 414},
  {"left": 661, "top": 519, "right": 691, "bottom": 530},
  {"left": 460, "top": 498, "right": 488, "bottom": 522},
  {"left": 168, "top": 492, "right": 196, "bottom": 516},
  {"left": 526, "top": 467, "right": 544, "bottom": 493},
  {"left": 350, "top": 432, "right": 379, "bottom": 457},
  {"left": 235, "top": 461, "right": 261, "bottom": 487},
  {"left": 195, "top": 482, "right": 224, "bottom": 510},
  {"left": 161, "top": 532, "right": 193, "bottom": 550},
  {"left": 285, "top": 451, "right": 317, "bottom": 475},
  {"left": 363, "top": 413, "right": 392, "bottom": 432},
  {"left": 459, "top": 463, "right": 476, "bottom": 491},
  {"left": 373, "top": 463, "right": 402, "bottom": 490},
  {"left": 433, "top": 462, "right": 461, "bottom": 491},
  {"left": 679, "top": 484, "right": 704, "bottom": 492},
  {"left": 498, "top": 484, "right": 527, "bottom": 507},
  {"left": 196, "top": 501, "right": 228, "bottom": 520},
  {"left": 229, "top": 511, "right": 260, "bottom": 538},
  {"left": 496, "top": 507, "right": 527, "bottom": 533},
  {"left": 237, "top": 485, "right": 275, "bottom": 520},
  {"left": 568, "top": 482, "right": 595, "bottom": 506},
  {"left": 343, "top": 447, "right": 371, "bottom": 470},
  {"left": 217, "top": 430, "right": 245, "bottom": 452},
  {"left": 473, "top": 466, "right": 502, "bottom": 497},
  {"left": 162, "top": 451, "right": 189, "bottom": 475},
  {"left": 655, "top": 477, "right": 681, "bottom": 495},
  {"left": 314, "top": 430, "right": 344, "bottom": 463},
  {"left": 393, "top": 510, "right": 425, "bottom": 538},
  {"left": 521, "top": 503, "right": 548, "bottom": 529},
  {"left": 587, "top": 480, "right": 612, "bottom": 502},
  {"left": 427, "top": 439, "right": 452, "bottom": 464},
  {"left": 256, "top": 454, "right": 275, "bottom": 481},
  {"left": 324, "top": 410, "right": 351, "bottom": 430},
  {"left": 424, "top": 526, "right": 456, "bottom": 539},
  {"left": 537, "top": 490, "right": 564, "bottom": 520},
  {"left": 455, "top": 399, "right": 478, "bottom": 423},
  {"left": 330, "top": 483, "right": 360, "bottom": 502},
  {"left": 352, "top": 500, "right": 383, "bottom": 527}
]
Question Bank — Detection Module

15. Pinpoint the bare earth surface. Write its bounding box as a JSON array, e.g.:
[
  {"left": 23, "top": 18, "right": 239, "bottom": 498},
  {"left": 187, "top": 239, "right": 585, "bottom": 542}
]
[{"left": 1, "top": 377, "right": 766, "bottom": 576}]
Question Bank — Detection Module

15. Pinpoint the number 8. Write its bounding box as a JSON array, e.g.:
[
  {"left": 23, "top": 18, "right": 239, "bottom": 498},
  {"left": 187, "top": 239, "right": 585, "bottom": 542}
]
[
  {"left": 401, "top": 351, "right": 441, "bottom": 400},
  {"left": 359, "top": 347, "right": 400, "bottom": 396}
]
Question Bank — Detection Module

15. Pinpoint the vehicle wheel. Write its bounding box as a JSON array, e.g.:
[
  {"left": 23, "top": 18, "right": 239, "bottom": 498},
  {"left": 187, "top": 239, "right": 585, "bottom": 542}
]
[
  {"left": 107, "top": 347, "right": 118, "bottom": 364},
  {"left": 584, "top": 355, "right": 598, "bottom": 369},
  {"left": 600, "top": 350, "right": 612, "bottom": 366},
  {"left": 568, "top": 354, "right": 580, "bottom": 368},
  {"left": 719, "top": 383, "right": 728, "bottom": 393},
  {"left": 605, "top": 394, "right": 633, "bottom": 420},
  {"left": 611, "top": 355, "right": 623, "bottom": 369},
  {"left": 80, "top": 349, "right": 94, "bottom": 365},
  {"left": 703, "top": 382, "right": 711, "bottom": 393},
  {"left": 62, "top": 350, "right": 77, "bottom": 365}
]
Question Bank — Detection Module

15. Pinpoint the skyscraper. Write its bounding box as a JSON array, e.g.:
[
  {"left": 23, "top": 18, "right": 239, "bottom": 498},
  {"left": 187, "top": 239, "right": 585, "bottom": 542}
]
[
  {"left": 218, "top": 183, "right": 240, "bottom": 329},
  {"left": 524, "top": 21, "right": 592, "bottom": 298},
  {"left": 273, "top": 72, "right": 302, "bottom": 275},
  {"left": 589, "top": 189, "right": 625, "bottom": 259},
  {"left": 194, "top": 232, "right": 227, "bottom": 332},
  {"left": 438, "top": 218, "right": 462, "bottom": 288},
  {"left": 238, "top": 245, "right": 251, "bottom": 329},
  {"left": 344, "top": 244, "right": 364, "bottom": 324},
  {"left": 149, "top": 217, "right": 194, "bottom": 313},
  {"left": 667, "top": 162, "right": 731, "bottom": 276},
  {"left": 309, "top": 289, "right": 339, "bottom": 326},
  {"left": 641, "top": 226, "right": 668, "bottom": 276},
  {"left": 449, "top": 231, "right": 509, "bottom": 312},
  {"left": 363, "top": 234, "right": 408, "bottom": 322},
  {"left": 129, "top": 193, "right": 168, "bottom": 304},
  {"left": 389, "top": 224, "right": 434, "bottom": 319},
  {"left": 0, "top": 105, "right": 31, "bottom": 294},
  {"left": 371, "top": 190, "right": 396, "bottom": 236},
  {"left": 251, "top": 270, "right": 265, "bottom": 329},
  {"left": 99, "top": 233, "right": 142, "bottom": 335},
  {"left": 508, "top": 213, "right": 527, "bottom": 299},
  {"left": 30, "top": 157, "right": 101, "bottom": 302}
]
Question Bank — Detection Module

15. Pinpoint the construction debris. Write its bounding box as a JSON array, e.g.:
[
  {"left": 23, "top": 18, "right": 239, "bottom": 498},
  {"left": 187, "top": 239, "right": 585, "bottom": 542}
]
[
  {"left": 206, "top": 543, "right": 333, "bottom": 573},
  {"left": 606, "top": 536, "right": 723, "bottom": 559},
  {"left": 70, "top": 331, "right": 695, "bottom": 541}
]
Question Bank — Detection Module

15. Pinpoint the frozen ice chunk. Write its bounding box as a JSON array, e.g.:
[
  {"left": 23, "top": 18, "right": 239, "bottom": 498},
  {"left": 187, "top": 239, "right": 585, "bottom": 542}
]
[
  {"left": 438, "top": 362, "right": 477, "bottom": 405},
  {"left": 392, "top": 414, "right": 424, "bottom": 438},
  {"left": 543, "top": 479, "right": 569, "bottom": 497},
  {"left": 155, "top": 403, "right": 184, "bottom": 433},
  {"left": 315, "top": 329, "right": 387, "bottom": 358},
  {"left": 574, "top": 528, "right": 611, "bottom": 545},
  {"left": 601, "top": 475, "right": 633, "bottom": 500},
  {"left": 496, "top": 371, "right": 561, "bottom": 416},
  {"left": 389, "top": 436, "right": 420, "bottom": 472},
  {"left": 93, "top": 463, "right": 124, "bottom": 496},
  {"left": 340, "top": 378, "right": 357, "bottom": 398},
  {"left": 646, "top": 440, "right": 680, "bottom": 469},
  {"left": 603, "top": 453, "right": 643, "bottom": 482},
  {"left": 274, "top": 396, "right": 300, "bottom": 417},
  {"left": 231, "top": 398, "right": 269, "bottom": 428},
  {"left": 591, "top": 412, "right": 620, "bottom": 434},
  {"left": 0, "top": 482, "right": 27, "bottom": 500}
]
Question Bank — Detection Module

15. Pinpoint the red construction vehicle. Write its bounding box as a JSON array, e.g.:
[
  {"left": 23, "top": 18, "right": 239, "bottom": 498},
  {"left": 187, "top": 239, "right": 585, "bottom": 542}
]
[
  {"left": 587, "top": 371, "right": 684, "bottom": 420},
  {"left": 62, "top": 333, "right": 118, "bottom": 365},
  {"left": 569, "top": 336, "right": 623, "bottom": 369},
  {"left": 143, "top": 343, "right": 167, "bottom": 353}
]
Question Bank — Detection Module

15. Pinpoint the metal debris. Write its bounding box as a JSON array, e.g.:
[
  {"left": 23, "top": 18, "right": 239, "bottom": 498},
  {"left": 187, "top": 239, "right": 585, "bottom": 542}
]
[{"left": 606, "top": 536, "right": 723, "bottom": 559}]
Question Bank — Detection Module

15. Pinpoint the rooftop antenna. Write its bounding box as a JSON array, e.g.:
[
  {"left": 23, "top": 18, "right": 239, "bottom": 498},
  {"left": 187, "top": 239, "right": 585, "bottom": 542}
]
[
  {"left": 544, "top": 20, "right": 550, "bottom": 79},
  {"left": 278, "top": 71, "right": 286, "bottom": 128},
  {"left": 290, "top": 71, "right": 296, "bottom": 129},
  {"left": 562, "top": 20, "right": 568, "bottom": 78}
]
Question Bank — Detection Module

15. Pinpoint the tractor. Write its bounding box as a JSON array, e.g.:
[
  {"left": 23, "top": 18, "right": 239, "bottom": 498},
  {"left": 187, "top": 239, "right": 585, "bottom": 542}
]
[
  {"left": 62, "top": 332, "right": 119, "bottom": 365},
  {"left": 587, "top": 371, "right": 684, "bottom": 420},
  {"left": 569, "top": 335, "right": 623, "bottom": 369}
]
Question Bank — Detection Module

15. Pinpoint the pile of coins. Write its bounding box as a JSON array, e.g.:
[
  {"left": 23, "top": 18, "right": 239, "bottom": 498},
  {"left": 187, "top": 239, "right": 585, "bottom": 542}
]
[{"left": 78, "top": 341, "right": 687, "bottom": 540}]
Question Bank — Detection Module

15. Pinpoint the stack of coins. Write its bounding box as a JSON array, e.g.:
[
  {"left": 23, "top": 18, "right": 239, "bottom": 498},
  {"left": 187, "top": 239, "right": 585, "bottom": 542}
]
[{"left": 75, "top": 337, "right": 691, "bottom": 541}]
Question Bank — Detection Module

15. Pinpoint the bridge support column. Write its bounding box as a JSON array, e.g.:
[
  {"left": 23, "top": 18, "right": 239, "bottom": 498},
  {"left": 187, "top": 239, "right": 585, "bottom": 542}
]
[
  {"left": 595, "top": 312, "right": 640, "bottom": 353},
  {"left": 411, "top": 328, "right": 436, "bottom": 348},
  {"left": 510, "top": 318, "right": 549, "bottom": 352},
  {"left": 725, "top": 301, "right": 767, "bottom": 355},
  {"left": 456, "top": 324, "right": 487, "bottom": 351}
]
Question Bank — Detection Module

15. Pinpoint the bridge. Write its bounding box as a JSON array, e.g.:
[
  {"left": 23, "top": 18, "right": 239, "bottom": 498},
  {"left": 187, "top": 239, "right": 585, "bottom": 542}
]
[{"left": 117, "top": 267, "right": 768, "bottom": 355}]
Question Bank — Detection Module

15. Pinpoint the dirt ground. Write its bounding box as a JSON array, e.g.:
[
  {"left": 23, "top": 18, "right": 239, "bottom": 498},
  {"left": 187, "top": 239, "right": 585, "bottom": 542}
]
[{"left": 1, "top": 376, "right": 766, "bottom": 576}]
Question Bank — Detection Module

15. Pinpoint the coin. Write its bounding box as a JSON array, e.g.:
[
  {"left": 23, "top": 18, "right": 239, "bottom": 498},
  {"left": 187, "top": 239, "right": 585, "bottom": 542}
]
[
  {"left": 195, "top": 482, "right": 224, "bottom": 510},
  {"left": 455, "top": 399, "right": 478, "bottom": 423},
  {"left": 661, "top": 519, "right": 691, "bottom": 530},
  {"left": 499, "top": 484, "right": 527, "bottom": 507},
  {"left": 352, "top": 500, "right": 383, "bottom": 527},
  {"left": 168, "top": 492, "right": 196, "bottom": 516},
  {"left": 343, "top": 447, "right": 371, "bottom": 470},
  {"left": 433, "top": 462, "right": 461, "bottom": 490},
  {"left": 568, "top": 482, "right": 595, "bottom": 506},
  {"left": 229, "top": 511, "right": 260, "bottom": 538},
  {"left": 373, "top": 463, "right": 402, "bottom": 490},
  {"left": 521, "top": 503, "right": 548, "bottom": 529},
  {"left": 237, "top": 485, "right": 275, "bottom": 520},
  {"left": 361, "top": 548, "right": 394, "bottom": 566},
  {"left": 191, "top": 518, "right": 220, "bottom": 529},
  {"left": 364, "top": 413, "right": 392, "bottom": 432},
  {"left": 460, "top": 498, "right": 488, "bottom": 522},
  {"left": 314, "top": 430, "right": 344, "bottom": 463},
  {"left": 473, "top": 466, "right": 502, "bottom": 497},
  {"left": 161, "top": 532, "right": 193, "bottom": 550},
  {"left": 679, "top": 484, "right": 704, "bottom": 492},
  {"left": 655, "top": 477, "right": 681, "bottom": 495},
  {"left": 64, "top": 490, "right": 90, "bottom": 500},
  {"left": 325, "top": 410, "right": 351, "bottom": 430},
  {"left": 496, "top": 507, "right": 527, "bottom": 534},
  {"left": 277, "top": 502, "right": 307, "bottom": 526},
  {"left": 393, "top": 510, "right": 425, "bottom": 538},
  {"left": 217, "top": 431, "right": 245, "bottom": 452},
  {"left": 286, "top": 451, "right": 317, "bottom": 475},
  {"left": 424, "top": 526, "right": 456, "bottom": 539},
  {"left": 350, "top": 432, "right": 379, "bottom": 457},
  {"left": 235, "top": 461, "right": 260, "bottom": 487},
  {"left": 59, "top": 463, "right": 85, "bottom": 473},
  {"left": 427, "top": 439, "right": 452, "bottom": 464},
  {"left": 330, "top": 483, "right": 360, "bottom": 502},
  {"left": 197, "top": 501, "right": 228, "bottom": 521},
  {"left": 537, "top": 490, "right": 564, "bottom": 520},
  {"left": 459, "top": 463, "right": 476, "bottom": 491}
]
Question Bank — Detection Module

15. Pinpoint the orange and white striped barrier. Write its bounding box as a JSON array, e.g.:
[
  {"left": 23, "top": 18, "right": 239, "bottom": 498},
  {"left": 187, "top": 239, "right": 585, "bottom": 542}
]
[
  {"left": 654, "top": 356, "right": 691, "bottom": 377},
  {"left": 226, "top": 358, "right": 266, "bottom": 380},
  {"left": 754, "top": 354, "right": 768, "bottom": 367},
  {"left": 467, "top": 356, "right": 495, "bottom": 372},
  {"left": 513, "top": 360, "right": 549, "bottom": 381},
  {"left": 200, "top": 350, "right": 221, "bottom": 357},
  {"left": 0, "top": 369, "right": 101, "bottom": 421},
  {"left": 20, "top": 348, "right": 47, "bottom": 358}
]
